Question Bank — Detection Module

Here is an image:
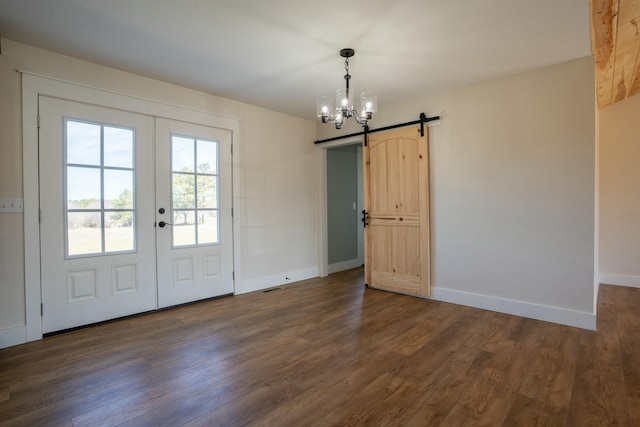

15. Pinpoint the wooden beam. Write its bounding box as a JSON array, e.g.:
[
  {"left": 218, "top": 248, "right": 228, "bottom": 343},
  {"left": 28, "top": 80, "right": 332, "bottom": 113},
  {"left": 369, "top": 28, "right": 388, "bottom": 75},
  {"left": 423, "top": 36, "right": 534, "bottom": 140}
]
[
  {"left": 620, "top": 0, "right": 640, "bottom": 97},
  {"left": 612, "top": 0, "right": 640, "bottom": 102},
  {"left": 591, "top": 0, "right": 619, "bottom": 109},
  {"left": 591, "top": 0, "right": 640, "bottom": 108}
]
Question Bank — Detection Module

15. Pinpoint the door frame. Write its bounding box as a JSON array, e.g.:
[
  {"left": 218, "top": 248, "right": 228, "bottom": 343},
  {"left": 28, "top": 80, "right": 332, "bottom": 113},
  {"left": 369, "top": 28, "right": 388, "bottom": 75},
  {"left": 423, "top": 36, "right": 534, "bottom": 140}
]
[
  {"left": 21, "top": 72, "right": 241, "bottom": 343},
  {"left": 316, "top": 138, "right": 364, "bottom": 277}
]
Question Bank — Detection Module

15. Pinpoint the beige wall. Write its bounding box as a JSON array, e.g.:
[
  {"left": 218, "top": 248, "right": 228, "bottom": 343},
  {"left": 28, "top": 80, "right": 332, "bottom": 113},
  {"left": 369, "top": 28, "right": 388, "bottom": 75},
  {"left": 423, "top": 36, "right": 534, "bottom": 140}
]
[
  {"left": 599, "top": 93, "right": 640, "bottom": 287},
  {"left": 0, "top": 39, "right": 318, "bottom": 339},
  {"left": 0, "top": 53, "right": 25, "bottom": 329},
  {"left": 320, "top": 57, "right": 597, "bottom": 324}
]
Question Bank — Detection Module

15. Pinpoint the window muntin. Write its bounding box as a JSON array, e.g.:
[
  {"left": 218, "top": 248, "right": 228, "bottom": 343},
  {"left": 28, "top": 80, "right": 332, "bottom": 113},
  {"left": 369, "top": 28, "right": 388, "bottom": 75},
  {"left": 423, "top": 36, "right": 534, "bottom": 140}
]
[{"left": 65, "top": 119, "right": 136, "bottom": 257}]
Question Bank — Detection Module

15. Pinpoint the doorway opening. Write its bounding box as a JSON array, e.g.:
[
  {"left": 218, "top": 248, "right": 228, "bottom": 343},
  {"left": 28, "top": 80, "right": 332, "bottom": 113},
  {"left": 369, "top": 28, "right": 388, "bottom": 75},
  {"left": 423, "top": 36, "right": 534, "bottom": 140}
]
[{"left": 326, "top": 143, "right": 364, "bottom": 274}]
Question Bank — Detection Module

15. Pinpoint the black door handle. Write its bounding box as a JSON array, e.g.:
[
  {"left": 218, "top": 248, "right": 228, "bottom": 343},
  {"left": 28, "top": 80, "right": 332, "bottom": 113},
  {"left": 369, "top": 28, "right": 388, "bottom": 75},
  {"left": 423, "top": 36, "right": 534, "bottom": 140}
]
[
  {"left": 158, "top": 221, "right": 172, "bottom": 228},
  {"left": 361, "top": 210, "right": 369, "bottom": 228}
]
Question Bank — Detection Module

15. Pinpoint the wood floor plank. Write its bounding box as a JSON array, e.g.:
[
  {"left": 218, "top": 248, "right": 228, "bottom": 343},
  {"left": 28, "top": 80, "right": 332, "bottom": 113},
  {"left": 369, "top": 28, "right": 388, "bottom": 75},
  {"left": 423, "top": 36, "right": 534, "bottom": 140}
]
[
  {"left": 0, "top": 271, "right": 638, "bottom": 426},
  {"left": 246, "top": 344, "right": 410, "bottom": 426},
  {"left": 378, "top": 344, "right": 484, "bottom": 426},
  {"left": 502, "top": 393, "right": 568, "bottom": 426},
  {"left": 566, "top": 331, "right": 630, "bottom": 426},
  {"left": 438, "top": 339, "right": 532, "bottom": 426},
  {"left": 518, "top": 326, "right": 582, "bottom": 410},
  {"left": 312, "top": 372, "right": 416, "bottom": 426}
]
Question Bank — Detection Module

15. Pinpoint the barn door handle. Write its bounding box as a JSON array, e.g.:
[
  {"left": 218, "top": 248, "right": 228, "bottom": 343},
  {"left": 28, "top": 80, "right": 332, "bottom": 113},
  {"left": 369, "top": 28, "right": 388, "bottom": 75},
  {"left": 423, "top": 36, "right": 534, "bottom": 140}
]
[{"left": 361, "top": 210, "right": 369, "bottom": 228}]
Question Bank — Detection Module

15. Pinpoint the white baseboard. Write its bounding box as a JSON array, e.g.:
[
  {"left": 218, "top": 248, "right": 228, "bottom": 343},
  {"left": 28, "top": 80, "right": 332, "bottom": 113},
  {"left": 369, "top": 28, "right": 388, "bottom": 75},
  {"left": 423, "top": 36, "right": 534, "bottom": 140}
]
[
  {"left": 430, "top": 287, "right": 596, "bottom": 331},
  {"left": 328, "top": 259, "right": 362, "bottom": 274},
  {"left": 0, "top": 325, "right": 27, "bottom": 349},
  {"left": 235, "top": 267, "right": 319, "bottom": 295},
  {"left": 599, "top": 273, "right": 640, "bottom": 288}
]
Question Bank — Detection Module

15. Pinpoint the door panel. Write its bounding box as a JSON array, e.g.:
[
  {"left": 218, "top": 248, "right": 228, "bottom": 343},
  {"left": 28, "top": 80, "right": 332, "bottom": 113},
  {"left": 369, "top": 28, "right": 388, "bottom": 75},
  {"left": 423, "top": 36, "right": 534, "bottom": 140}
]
[
  {"left": 364, "top": 126, "right": 430, "bottom": 296},
  {"left": 39, "top": 97, "right": 157, "bottom": 333},
  {"left": 155, "top": 118, "right": 233, "bottom": 308}
]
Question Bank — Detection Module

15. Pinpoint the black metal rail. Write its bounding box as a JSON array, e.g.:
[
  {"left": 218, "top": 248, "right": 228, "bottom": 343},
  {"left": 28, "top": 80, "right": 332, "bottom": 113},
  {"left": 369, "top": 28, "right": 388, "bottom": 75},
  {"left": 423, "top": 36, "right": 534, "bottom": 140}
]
[{"left": 314, "top": 112, "right": 440, "bottom": 145}]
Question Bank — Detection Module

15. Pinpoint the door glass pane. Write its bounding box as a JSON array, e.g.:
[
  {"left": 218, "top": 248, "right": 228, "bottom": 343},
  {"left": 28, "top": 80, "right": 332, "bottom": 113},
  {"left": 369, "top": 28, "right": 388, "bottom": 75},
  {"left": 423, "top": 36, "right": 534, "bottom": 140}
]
[
  {"left": 66, "top": 121, "right": 101, "bottom": 165},
  {"left": 68, "top": 212, "right": 102, "bottom": 255},
  {"left": 105, "top": 170, "right": 133, "bottom": 207},
  {"left": 198, "top": 210, "right": 218, "bottom": 244},
  {"left": 105, "top": 211, "right": 134, "bottom": 252},
  {"left": 172, "top": 136, "right": 194, "bottom": 172},
  {"left": 104, "top": 126, "right": 133, "bottom": 168},
  {"left": 173, "top": 210, "right": 196, "bottom": 246},
  {"left": 197, "top": 175, "right": 217, "bottom": 209},
  {"left": 67, "top": 167, "right": 101, "bottom": 209},
  {"left": 197, "top": 139, "right": 217, "bottom": 174},
  {"left": 173, "top": 173, "right": 195, "bottom": 209}
]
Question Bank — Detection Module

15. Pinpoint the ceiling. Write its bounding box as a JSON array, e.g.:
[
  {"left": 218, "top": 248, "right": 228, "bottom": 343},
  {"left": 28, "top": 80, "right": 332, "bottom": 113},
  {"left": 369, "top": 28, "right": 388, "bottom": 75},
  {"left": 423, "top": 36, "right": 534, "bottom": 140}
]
[{"left": 0, "top": 0, "right": 593, "bottom": 120}]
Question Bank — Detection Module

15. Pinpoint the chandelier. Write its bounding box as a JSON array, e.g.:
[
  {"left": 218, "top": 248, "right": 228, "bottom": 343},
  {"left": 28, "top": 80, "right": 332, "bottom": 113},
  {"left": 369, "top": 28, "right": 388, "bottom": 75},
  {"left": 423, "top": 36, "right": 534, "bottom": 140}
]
[{"left": 316, "top": 48, "right": 377, "bottom": 129}]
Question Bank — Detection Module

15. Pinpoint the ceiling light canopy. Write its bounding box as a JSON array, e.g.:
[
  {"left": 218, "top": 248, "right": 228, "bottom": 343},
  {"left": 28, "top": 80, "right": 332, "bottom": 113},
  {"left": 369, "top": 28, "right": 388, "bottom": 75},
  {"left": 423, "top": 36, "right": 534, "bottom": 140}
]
[{"left": 317, "top": 48, "right": 377, "bottom": 129}]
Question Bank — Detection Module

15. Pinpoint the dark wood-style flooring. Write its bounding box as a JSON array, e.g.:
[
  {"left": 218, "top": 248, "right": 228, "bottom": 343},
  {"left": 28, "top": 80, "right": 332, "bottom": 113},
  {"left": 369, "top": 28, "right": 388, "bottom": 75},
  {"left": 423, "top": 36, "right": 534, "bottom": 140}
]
[{"left": 0, "top": 268, "right": 638, "bottom": 426}]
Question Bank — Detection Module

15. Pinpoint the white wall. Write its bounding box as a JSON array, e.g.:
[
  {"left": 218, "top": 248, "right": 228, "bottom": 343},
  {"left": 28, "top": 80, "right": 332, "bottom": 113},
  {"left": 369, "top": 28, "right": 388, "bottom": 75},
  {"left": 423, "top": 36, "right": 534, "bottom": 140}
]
[
  {"left": 0, "top": 39, "right": 318, "bottom": 345},
  {"left": 319, "top": 56, "right": 597, "bottom": 328},
  {"left": 599, "top": 93, "right": 640, "bottom": 288}
]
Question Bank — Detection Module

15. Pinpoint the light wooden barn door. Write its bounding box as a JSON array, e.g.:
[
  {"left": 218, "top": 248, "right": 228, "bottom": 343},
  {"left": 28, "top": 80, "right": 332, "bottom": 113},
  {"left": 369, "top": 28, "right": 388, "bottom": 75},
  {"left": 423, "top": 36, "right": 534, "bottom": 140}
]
[{"left": 363, "top": 126, "right": 430, "bottom": 296}]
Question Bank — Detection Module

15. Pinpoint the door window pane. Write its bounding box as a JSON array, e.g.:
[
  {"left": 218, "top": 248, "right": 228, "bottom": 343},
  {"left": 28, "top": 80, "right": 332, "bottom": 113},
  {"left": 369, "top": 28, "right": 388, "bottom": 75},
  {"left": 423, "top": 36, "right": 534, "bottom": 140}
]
[
  {"left": 67, "top": 121, "right": 100, "bottom": 165},
  {"left": 172, "top": 136, "right": 194, "bottom": 172},
  {"left": 198, "top": 211, "right": 218, "bottom": 244},
  {"left": 105, "top": 211, "right": 134, "bottom": 252},
  {"left": 197, "top": 176, "right": 217, "bottom": 209},
  {"left": 104, "top": 170, "right": 134, "bottom": 206},
  {"left": 173, "top": 174, "right": 195, "bottom": 209},
  {"left": 65, "top": 118, "right": 137, "bottom": 257},
  {"left": 67, "top": 167, "right": 101, "bottom": 209},
  {"left": 171, "top": 135, "right": 219, "bottom": 247},
  {"left": 173, "top": 210, "right": 196, "bottom": 246},
  {"left": 68, "top": 212, "right": 102, "bottom": 255},
  {"left": 104, "top": 126, "right": 134, "bottom": 168},
  {"left": 197, "top": 139, "right": 217, "bottom": 174}
]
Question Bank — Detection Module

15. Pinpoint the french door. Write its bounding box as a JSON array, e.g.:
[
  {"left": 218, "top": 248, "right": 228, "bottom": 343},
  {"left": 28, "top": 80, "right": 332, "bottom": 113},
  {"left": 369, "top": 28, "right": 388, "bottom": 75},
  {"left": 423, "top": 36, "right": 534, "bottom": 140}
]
[
  {"left": 39, "top": 97, "right": 233, "bottom": 333},
  {"left": 155, "top": 118, "right": 233, "bottom": 308},
  {"left": 363, "top": 126, "right": 431, "bottom": 296},
  {"left": 39, "top": 97, "right": 157, "bottom": 333}
]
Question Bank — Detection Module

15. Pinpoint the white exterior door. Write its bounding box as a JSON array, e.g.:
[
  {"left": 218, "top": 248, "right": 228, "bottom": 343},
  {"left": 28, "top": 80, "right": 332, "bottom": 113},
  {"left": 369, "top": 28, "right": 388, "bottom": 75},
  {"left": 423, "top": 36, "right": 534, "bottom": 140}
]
[
  {"left": 39, "top": 100, "right": 234, "bottom": 333},
  {"left": 39, "top": 97, "right": 157, "bottom": 333},
  {"left": 155, "top": 118, "right": 234, "bottom": 308}
]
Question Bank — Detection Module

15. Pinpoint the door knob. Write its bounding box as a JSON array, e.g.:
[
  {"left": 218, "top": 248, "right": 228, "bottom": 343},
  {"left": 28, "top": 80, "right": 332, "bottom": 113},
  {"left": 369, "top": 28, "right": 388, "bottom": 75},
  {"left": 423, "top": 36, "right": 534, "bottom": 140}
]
[{"left": 158, "top": 221, "right": 172, "bottom": 228}]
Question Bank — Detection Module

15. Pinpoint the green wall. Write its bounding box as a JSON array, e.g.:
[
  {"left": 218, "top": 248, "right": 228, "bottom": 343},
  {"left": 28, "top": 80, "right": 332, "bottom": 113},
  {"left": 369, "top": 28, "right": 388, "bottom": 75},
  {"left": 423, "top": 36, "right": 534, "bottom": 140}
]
[{"left": 327, "top": 145, "right": 358, "bottom": 265}]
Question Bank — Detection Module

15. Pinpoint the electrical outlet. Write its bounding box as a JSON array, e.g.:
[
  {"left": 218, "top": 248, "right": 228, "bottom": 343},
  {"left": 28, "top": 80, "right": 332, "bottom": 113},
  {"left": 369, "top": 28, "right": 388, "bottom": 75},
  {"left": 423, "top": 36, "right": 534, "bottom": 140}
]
[{"left": 0, "top": 198, "right": 24, "bottom": 213}]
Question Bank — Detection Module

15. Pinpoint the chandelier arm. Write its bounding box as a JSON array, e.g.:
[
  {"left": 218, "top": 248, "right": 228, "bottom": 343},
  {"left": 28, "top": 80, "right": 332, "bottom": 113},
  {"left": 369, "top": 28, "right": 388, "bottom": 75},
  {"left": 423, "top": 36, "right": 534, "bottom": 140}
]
[{"left": 352, "top": 111, "right": 367, "bottom": 125}]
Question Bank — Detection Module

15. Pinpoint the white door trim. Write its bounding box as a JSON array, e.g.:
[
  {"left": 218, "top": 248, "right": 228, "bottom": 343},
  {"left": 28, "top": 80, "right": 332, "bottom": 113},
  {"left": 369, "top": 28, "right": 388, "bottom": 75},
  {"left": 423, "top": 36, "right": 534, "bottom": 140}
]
[{"left": 22, "top": 73, "right": 241, "bottom": 343}]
